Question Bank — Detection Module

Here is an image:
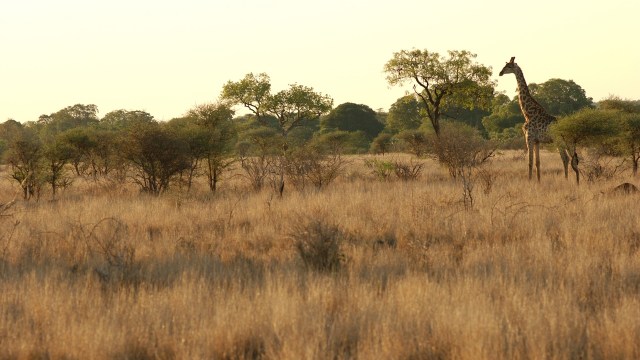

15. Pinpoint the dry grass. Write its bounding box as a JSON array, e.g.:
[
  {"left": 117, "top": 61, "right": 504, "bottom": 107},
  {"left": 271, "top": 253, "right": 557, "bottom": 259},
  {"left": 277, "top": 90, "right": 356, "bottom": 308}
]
[{"left": 0, "top": 151, "right": 639, "bottom": 359}]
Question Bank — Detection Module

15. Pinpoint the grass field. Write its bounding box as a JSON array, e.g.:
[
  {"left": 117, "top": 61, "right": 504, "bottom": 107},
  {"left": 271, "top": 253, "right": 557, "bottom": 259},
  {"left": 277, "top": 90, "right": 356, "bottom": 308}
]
[{"left": 0, "top": 150, "right": 639, "bottom": 359}]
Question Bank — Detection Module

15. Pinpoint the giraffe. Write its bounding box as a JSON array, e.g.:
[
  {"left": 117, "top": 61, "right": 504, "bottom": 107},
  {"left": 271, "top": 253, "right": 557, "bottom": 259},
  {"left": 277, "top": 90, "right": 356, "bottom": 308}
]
[{"left": 499, "top": 57, "right": 578, "bottom": 182}]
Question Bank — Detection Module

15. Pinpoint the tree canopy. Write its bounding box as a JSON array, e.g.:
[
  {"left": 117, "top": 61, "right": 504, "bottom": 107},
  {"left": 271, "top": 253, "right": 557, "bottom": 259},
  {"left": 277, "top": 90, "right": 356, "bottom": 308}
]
[
  {"left": 384, "top": 49, "right": 495, "bottom": 136},
  {"left": 39, "top": 104, "right": 99, "bottom": 134},
  {"left": 529, "top": 78, "right": 594, "bottom": 116},
  {"left": 320, "top": 102, "right": 383, "bottom": 140},
  {"left": 221, "top": 73, "right": 333, "bottom": 140},
  {"left": 385, "top": 96, "right": 423, "bottom": 134}
]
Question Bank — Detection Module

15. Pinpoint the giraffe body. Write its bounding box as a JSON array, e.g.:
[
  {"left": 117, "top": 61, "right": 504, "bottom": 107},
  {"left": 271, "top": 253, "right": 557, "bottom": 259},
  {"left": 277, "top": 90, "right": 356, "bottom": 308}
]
[{"left": 499, "top": 57, "right": 575, "bottom": 182}]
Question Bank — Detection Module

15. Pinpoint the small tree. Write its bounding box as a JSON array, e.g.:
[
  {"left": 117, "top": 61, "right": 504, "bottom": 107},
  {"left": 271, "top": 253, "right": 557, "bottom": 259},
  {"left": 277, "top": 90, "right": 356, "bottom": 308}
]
[
  {"left": 384, "top": 49, "right": 495, "bottom": 137},
  {"left": 370, "top": 133, "right": 393, "bottom": 155},
  {"left": 320, "top": 102, "right": 384, "bottom": 140},
  {"left": 100, "top": 109, "right": 156, "bottom": 130},
  {"left": 286, "top": 143, "right": 347, "bottom": 190},
  {"left": 617, "top": 113, "right": 640, "bottom": 176},
  {"left": 396, "top": 129, "right": 429, "bottom": 157},
  {"left": 429, "top": 122, "right": 494, "bottom": 208},
  {"left": 235, "top": 127, "right": 282, "bottom": 191},
  {"left": 123, "top": 122, "right": 191, "bottom": 195},
  {"left": 385, "top": 95, "right": 424, "bottom": 134},
  {"left": 222, "top": 73, "right": 333, "bottom": 195},
  {"left": 41, "top": 135, "right": 74, "bottom": 197},
  {"left": 166, "top": 117, "right": 209, "bottom": 190},
  {"left": 600, "top": 97, "right": 640, "bottom": 176},
  {"left": 58, "top": 127, "right": 97, "bottom": 176},
  {"left": 528, "top": 79, "right": 594, "bottom": 116},
  {"left": 186, "top": 102, "right": 237, "bottom": 192},
  {"left": 550, "top": 108, "right": 621, "bottom": 184},
  {"left": 5, "top": 127, "right": 43, "bottom": 200}
]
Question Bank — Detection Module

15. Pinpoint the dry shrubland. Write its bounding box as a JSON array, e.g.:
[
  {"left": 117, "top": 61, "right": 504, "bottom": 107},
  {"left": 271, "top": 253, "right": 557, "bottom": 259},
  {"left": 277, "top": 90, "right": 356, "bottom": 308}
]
[{"left": 0, "top": 151, "right": 639, "bottom": 359}]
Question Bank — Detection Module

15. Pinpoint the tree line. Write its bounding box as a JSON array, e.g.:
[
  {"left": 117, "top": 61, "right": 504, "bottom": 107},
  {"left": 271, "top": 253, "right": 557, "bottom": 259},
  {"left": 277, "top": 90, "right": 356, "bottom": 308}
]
[{"left": 1, "top": 49, "right": 638, "bottom": 199}]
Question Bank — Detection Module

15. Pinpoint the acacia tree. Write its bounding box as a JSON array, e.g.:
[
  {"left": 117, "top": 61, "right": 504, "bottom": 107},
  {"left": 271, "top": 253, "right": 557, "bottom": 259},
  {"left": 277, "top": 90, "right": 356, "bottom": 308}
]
[
  {"left": 385, "top": 95, "right": 424, "bottom": 134},
  {"left": 185, "top": 102, "right": 237, "bottom": 192},
  {"left": 5, "top": 126, "right": 42, "bottom": 200},
  {"left": 101, "top": 109, "right": 156, "bottom": 130},
  {"left": 123, "top": 122, "right": 191, "bottom": 195},
  {"left": 550, "top": 108, "right": 620, "bottom": 184},
  {"left": 528, "top": 79, "right": 594, "bottom": 116},
  {"left": 38, "top": 104, "right": 99, "bottom": 134},
  {"left": 618, "top": 113, "right": 640, "bottom": 176},
  {"left": 384, "top": 49, "right": 495, "bottom": 137},
  {"left": 41, "top": 134, "right": 74, "bottom": 197},
  {"left": 320, "top": 102, "right": 383, "bottom": 140},
  {"left": 600, "top": 97, "right": 640, "bottom": 176},
  {"left": 221, "top": 73, "right": 333, "bottom": 195}
]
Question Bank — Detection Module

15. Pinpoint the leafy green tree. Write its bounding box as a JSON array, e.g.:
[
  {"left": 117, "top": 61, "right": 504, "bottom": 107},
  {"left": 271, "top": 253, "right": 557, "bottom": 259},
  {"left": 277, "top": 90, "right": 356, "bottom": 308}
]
[
  {"left": 0, "top": 119, "right": 24, "bottom": 159},
  {"left": 551, "top": 109, "right": 619, "bottom": 147},
  {"left": 184, "top": 102, "right": 237, "bottom": 191},
  {"left": 429, "top": 122, "right": 494, "bottom": 208},
  {"left": 222, "top": 73, "right": 332, "bottom": 140},
  {"left": 123, "top": 122, "right": 191, "bottom": 195},
  {"left": 550, "top": 108, "right": 620, "bottom": 184},
  {"left": 320, "top": 102, "right": 383, "bottom": 140},
  {"left": 395, "top": 129, "right": 429, "bottom": 157},
  {"left": 286, "top": 118, "right": 320, "bottom": 148},
  {"left": 4, "top": 127, "right": 43, "bottom": 200},
  {"left": 313, "top": 130, "right": 369, "bottom": 154},
  {"left": 481, "top": 94, "right": 525, "bottom": 142},
  {"left": 599, "top": 97, "right": 640, "bottom": 176},
  {"left": 235, "top": 127, "right": 282, "bottom": 190},
  {"left": 370, "top": 133, "right": 394, "bottom": 155},
  {"left": 58, "top": 127, "right": 97, "bottom": 176},
  {"left": 39, "top": 104, "right": 99, "bottom": 134},
  {"left": 222, "top": 73, "right": 333, "bottom": 195},
  {"left": 599, "top": 97, "right": 640, "bottom": 113},
  {"left": 619, "top": 112, "right": 640, "bottom": 176},
  {"left": 100, "top": 109, "right": 155, "bottom": 130},
  {"left": 166, "top": 117, "right": 210, "bottom": 189},
  {"left": 41, "top": 134, "right": 74, "bottom": 197},
  {"left": 529, "top": 79, "right": 594, "bottom": 116},
  {"left": 618, "top": 113, "right": 640, "bottom": 176},
  {"left": 221, "top": 73, "right": 272, "bottom": 118},
  {"left": 265, "top": 84, "right": 334, "bottom": 139},
  {"left": 87, "top": 128, "right": 120, "bottom": 179},
  {"left": 384, "top": 49, "right": 495, "bottom": 136},
  {"left": 442, "top": 105, "right": 490, "bottom": 135}
]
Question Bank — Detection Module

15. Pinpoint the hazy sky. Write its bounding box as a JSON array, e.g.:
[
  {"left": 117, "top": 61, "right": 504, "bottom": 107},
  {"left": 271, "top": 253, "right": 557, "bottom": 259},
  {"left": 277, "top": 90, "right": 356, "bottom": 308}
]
[{"left": 1, "top": 0, "right": 638, "bottom": 122}]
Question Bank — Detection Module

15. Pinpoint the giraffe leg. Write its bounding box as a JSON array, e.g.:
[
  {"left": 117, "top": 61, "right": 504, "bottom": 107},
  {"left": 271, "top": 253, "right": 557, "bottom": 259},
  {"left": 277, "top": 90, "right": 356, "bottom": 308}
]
[
  {"left": 534, "top": 141, "right": 541, "bottom": 182},
  {"left": 571, "top": 151, "right": 580, "bottom": 185},
  {"left": 527, "top": 140, "right": 534, "bottom": 181},
  {"left": 559, "top": 147, "right": 569, "bottom": 179}
]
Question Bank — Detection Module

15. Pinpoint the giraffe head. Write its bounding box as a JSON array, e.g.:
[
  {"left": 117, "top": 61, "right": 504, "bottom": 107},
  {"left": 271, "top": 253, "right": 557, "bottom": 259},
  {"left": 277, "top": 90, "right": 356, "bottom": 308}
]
[{"left": 499, "top": 57, "right": 517, "bottom": 76}]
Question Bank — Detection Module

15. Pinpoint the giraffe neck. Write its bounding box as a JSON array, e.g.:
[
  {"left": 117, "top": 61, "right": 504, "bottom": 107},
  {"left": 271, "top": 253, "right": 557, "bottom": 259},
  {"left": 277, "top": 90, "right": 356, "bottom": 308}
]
[
  {"left": 513, "top": 65, "right": 532, "bottom": 107},
  {"left": 512, "top": 65, "right": 549, "bottom": 123}
]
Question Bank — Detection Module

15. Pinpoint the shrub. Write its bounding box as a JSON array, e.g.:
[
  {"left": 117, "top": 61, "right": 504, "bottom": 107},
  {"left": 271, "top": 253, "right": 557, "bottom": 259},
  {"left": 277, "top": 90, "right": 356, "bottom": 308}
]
[
  {"left": 370, "top": 133, "right": 394, "bottom": 155},
  {"left": 363, "top": 159, "right": 394, "bottom": 180},
  {"left": 393, "top": 160, "right": 424, "bottom": 181},
  {"left": 286, "top": 144, "right": 348, "bottom": 190},
  {"left": 291, "top": 219, "right": 344, "bottom": 273},
  {"left": 429, "top": 122, "right": 495, "bottom": 208}
]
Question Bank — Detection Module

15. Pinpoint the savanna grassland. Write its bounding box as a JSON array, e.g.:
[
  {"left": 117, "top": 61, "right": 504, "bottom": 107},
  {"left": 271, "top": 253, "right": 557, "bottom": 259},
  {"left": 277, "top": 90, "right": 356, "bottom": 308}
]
[{"left": 0, "top": 151, "right": 639, "bottom": 359}]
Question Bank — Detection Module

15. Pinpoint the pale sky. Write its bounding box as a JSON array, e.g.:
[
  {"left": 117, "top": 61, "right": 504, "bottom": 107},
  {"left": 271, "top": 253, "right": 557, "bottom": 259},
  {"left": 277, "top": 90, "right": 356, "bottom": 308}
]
[{"left": 1, "top": 0, "right": 638, "bottom": 122}]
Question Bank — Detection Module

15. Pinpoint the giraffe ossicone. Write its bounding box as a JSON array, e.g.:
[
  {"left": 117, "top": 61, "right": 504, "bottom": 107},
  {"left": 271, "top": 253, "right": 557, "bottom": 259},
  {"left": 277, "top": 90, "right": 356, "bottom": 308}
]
[{"left": 499, "top": 57, "right": 579, "bottom": 183}]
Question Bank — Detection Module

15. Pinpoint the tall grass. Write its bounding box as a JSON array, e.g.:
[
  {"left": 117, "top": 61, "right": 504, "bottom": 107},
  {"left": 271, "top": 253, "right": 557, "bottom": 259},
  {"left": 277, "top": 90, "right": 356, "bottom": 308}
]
[{"left": 0, "top": 151, "right": 639, "bottom": 359}]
